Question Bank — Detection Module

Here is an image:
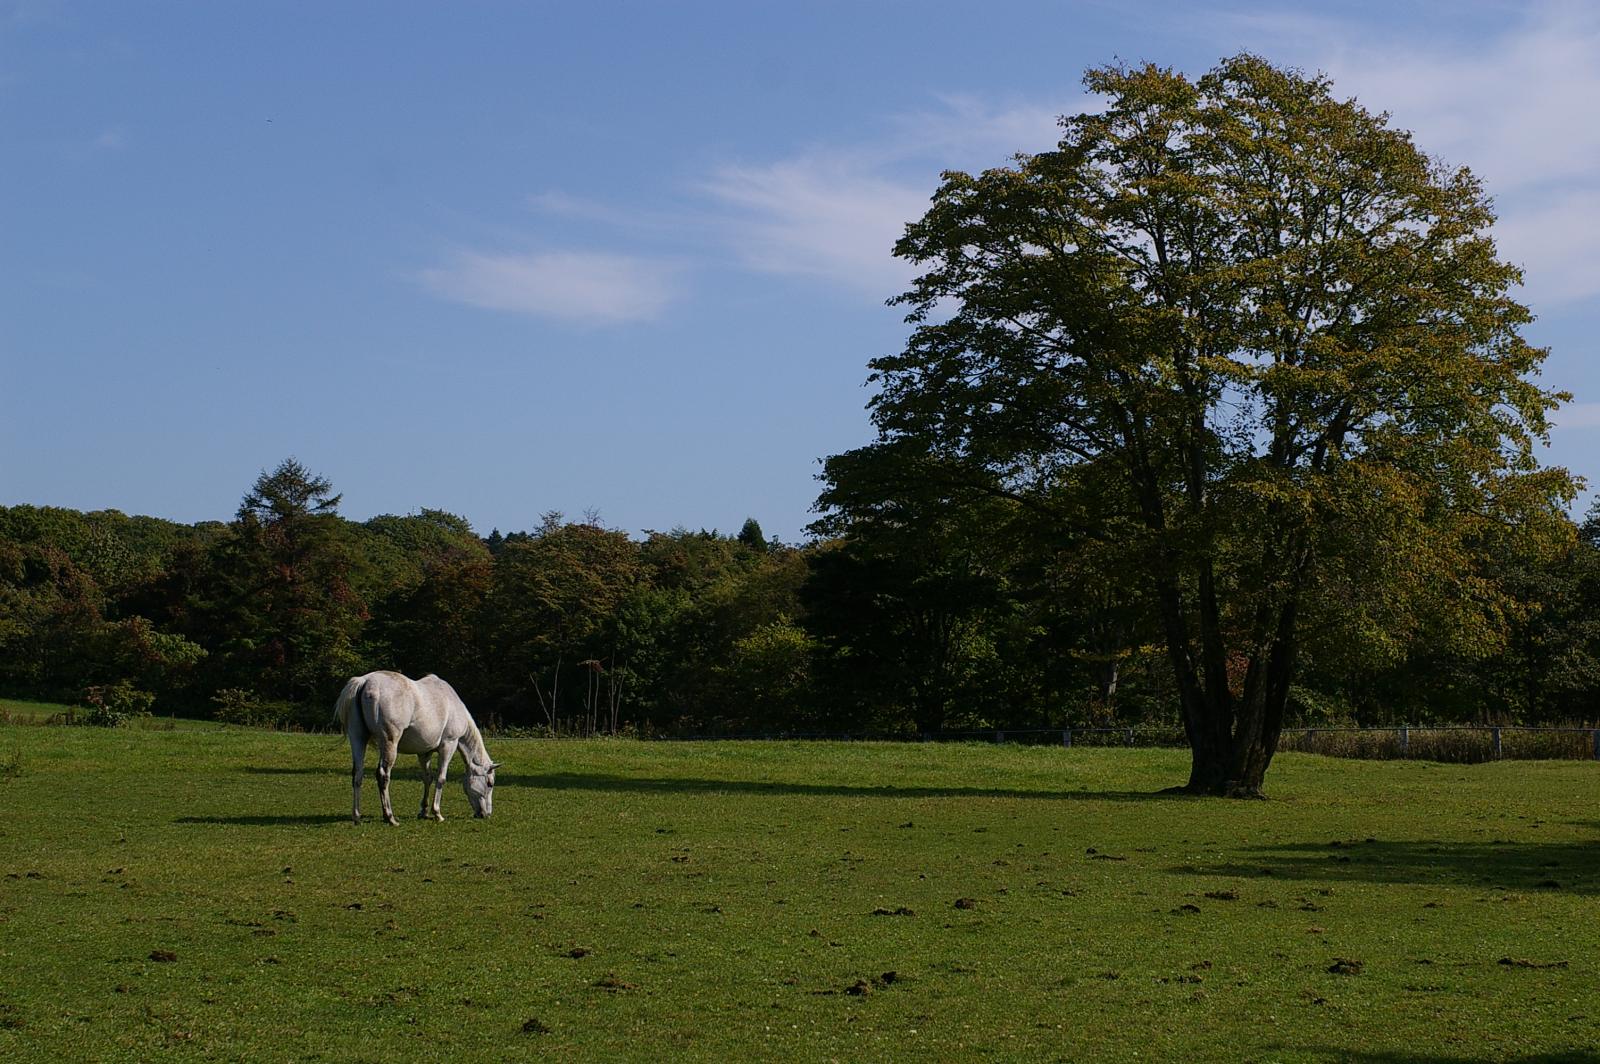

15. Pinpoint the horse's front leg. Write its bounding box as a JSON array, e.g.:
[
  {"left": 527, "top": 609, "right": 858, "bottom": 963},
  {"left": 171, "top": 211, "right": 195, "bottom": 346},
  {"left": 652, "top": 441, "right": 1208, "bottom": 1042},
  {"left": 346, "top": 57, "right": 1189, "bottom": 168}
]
[
  {"left": 429, "top": 740, "right": 458, "bottom": 821},
  {"left": 416, "top": 753, "right": 435, "bottom": 820},
  {"left": 377, "top": 739, "right": 401, "bottom": 826}
]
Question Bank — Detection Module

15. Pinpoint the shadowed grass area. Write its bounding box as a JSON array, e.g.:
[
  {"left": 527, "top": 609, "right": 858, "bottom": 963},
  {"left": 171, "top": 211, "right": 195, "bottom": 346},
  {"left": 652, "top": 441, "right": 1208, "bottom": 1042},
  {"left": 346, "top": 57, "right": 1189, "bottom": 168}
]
[
  {"left": 1179, "top": 836, "right": 1600, "bottom": 895},
  {"left": 1, "top": 721, "right": 1597, "bottom": 1062}
]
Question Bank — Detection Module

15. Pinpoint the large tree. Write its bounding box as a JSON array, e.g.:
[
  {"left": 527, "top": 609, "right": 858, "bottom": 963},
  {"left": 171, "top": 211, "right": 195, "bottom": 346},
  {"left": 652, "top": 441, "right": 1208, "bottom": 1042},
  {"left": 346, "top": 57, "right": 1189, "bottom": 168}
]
[{"left": 846, "top": 55, "right": 1576, "bottom": 795}]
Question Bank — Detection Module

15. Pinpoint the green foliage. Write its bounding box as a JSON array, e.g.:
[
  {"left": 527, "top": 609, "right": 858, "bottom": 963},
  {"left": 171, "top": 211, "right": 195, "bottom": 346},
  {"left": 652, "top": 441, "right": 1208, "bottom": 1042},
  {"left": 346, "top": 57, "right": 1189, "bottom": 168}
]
[
  {"left": 809, "top": 443, "right": 1019, "bottom": 732},
  {"left": 196, "top": 459, "right": 368, "bottom": 703},
  {"left": 208, "top": 688, "right": 305, "bottom": 729},
  {"left": 236, "top": 457, "right": 341, "bottom": 524},
  {"left": 832, "top": 54, "right": 1579, "bottom": 792},
  {"left": 2, "top": 434, "right": 1595, "bottom": 740},
  {"left": 736, "top": 517, "right": 768, "bottom": 553},
  {"left": 483, "top": 522, "right": 643, "bottom": 727},
  {"left": 357, "top": 510, "right": 493, "bottom": 695},
  {"left": 715, "top": 620, "right": 816, "bottom": 730},
  {"left": 1284, "top": 685, "right": 1356, "bottom": 727},
  {"left": 82, "top": 679, "right": 155, "bottom": 727}
]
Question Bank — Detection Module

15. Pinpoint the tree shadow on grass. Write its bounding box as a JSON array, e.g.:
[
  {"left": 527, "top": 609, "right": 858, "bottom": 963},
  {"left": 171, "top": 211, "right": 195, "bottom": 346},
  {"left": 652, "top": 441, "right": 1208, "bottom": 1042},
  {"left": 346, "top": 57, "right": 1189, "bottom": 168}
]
[
  {"left": 236, "top": 763, "right": 1188, "bottom": 801},
  {"left": 174, "top": 813, "right": 349, "bottom": 826},
  {"left": 1174, "top": 832, "right": 1600, "bottom": 895},
  {"left": 1293, "top": 1049, "right": 1600, "bottom": 1063},
  {"left": 243, "top": 764, "right": 1190, "bottom": 802},
  {"left": 496, "top": 769, "right": 1186, "bottom": 803},
  {"left": 243, "top": 766, "right": 344, "bottom": 776}
]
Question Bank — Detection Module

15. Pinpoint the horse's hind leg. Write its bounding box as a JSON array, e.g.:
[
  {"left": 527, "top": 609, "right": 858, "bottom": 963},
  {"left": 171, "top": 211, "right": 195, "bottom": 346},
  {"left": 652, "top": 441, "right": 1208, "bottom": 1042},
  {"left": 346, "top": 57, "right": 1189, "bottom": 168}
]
[
  {"left": 416, "top": 753, "right": 435, "bottom": 820},
  {"left": 348, "top": 723, "right": 367, "bottom": 825},
  {"left": 377, "top": 738, "right": 401, "bottom": 826}
]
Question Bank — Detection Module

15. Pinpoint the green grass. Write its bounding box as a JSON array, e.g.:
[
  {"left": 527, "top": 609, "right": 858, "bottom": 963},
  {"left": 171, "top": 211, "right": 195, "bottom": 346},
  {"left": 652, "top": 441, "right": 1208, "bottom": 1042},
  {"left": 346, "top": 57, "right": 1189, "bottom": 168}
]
[
  {"left": 0, "top": 698, "right": 83, "bottom": 722},
  {"left": 0, "top": 697, "right": 218, "bottom": 731},
  {"left": 2, "top": 720, "right": 1598, "bottom": 1062}
]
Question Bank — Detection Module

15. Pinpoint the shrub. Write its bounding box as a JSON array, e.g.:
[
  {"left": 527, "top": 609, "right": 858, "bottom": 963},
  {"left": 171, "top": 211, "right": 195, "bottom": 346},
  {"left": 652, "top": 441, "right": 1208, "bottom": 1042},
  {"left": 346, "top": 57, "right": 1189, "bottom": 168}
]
[
  {"left": 82, "top": 680, "right": 156, "bottom": 727},
  {"left": 1277, "top": 726, "right": 1600, "bottom": 763},
  {"left": 210, "top": 688, "right": 314, "bottom": 730}
]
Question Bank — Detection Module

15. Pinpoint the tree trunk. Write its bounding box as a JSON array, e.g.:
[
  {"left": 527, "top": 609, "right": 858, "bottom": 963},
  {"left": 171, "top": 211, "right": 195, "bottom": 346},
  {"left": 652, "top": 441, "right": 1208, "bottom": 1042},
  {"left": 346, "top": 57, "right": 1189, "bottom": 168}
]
[
  {"left": 1183, "top": 601, "right": 1299, "bottom": 797},
  {"left": 1097, "top": 658, "right": 1120, "bottom": 708}
]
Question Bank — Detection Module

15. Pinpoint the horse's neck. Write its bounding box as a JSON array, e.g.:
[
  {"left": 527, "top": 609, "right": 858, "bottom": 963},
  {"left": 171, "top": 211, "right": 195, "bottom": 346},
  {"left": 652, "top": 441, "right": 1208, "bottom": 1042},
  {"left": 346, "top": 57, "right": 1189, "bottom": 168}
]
[{"left": 457, "top": 718, "right": 490, "bottom": 770}]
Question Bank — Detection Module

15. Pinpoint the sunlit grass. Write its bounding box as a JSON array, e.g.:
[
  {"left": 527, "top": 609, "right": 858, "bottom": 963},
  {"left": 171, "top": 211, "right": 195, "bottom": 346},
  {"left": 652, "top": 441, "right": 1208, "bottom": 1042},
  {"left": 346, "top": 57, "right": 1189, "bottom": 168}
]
[
  {"left": 1, "top": 722, "right": 1597, "bottom": 1061},
  {"left": 0, "top": 697, "right": 216, "bottom": 730}
]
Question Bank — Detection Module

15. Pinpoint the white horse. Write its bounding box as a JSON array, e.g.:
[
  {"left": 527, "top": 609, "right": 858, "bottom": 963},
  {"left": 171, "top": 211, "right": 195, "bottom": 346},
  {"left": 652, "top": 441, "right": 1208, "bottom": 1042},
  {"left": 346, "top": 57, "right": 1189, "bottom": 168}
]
[{"left": 334, "top": 671, "right": 499, "bottom": 825}]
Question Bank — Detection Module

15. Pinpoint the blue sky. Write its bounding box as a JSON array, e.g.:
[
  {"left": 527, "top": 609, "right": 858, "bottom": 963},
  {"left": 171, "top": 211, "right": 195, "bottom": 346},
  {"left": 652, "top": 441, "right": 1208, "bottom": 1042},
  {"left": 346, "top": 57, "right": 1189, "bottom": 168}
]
[{"left": 3, "top": 1, "right": 1597, "bottom": 540}]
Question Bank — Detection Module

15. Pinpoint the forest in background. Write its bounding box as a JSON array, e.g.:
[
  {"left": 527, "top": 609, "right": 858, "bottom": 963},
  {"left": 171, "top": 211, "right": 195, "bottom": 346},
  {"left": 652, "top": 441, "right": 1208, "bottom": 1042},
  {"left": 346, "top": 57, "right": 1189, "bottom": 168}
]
[{"left": 2, "top": 457, "right": 1597, "bottom": 735}]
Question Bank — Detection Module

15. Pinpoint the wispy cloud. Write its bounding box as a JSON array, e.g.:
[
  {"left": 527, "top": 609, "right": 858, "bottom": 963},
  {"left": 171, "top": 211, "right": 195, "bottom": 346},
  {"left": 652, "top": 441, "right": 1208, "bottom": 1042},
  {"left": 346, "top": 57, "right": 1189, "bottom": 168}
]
[
  {"left": 92, "top": 126, "right": 128, "bottom": 150},
  {"left": 1492, "top": 188, "right": 1600, "bottom": 303},
  {"left": 891, "top": 94, "right": 1070, "bottom": 162},
  {"left": 702, "top": 155, "right": 930, "bottom": 296},
  {"left": 1317, "top": 7, "right": 1600, "bottom": 195},
  {"left": 676, "top": 4, "right": 1600, "bottom": 311},
  {"left": 419, "top": 249, "right": 679, "bottom": 326},
  {"left": 450, "top": 8, "right": 1600, "bottom": 312},
  {"left": 1553, "top": 401, "right": 1600, "bottom": 431},
  {"left": 525, "top": 190, "right": 687, "bottom": 237},
  {"left": 499, "top": 98, "right": 1075, "bottom": 302},
  {"left": 1210, "top": 2, "right": 1600, "bottom": 304},
  {"left": 702, "top": 98, "right": 1077, "bottom": 297}
]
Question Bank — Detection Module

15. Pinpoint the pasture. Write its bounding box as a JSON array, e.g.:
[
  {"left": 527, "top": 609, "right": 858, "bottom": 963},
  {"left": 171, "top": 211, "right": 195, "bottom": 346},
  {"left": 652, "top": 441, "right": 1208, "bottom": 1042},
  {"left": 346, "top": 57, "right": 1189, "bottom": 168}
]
[{"left": 1, "top": 716, "right": 1598, "bottom": 1062}]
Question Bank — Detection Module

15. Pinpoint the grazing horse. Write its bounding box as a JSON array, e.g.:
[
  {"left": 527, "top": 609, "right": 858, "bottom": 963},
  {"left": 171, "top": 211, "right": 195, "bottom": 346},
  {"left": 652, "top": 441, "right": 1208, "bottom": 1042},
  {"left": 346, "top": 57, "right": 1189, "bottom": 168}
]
[{"left": 335, "top": 671, "right": 499, "bottom": 825}]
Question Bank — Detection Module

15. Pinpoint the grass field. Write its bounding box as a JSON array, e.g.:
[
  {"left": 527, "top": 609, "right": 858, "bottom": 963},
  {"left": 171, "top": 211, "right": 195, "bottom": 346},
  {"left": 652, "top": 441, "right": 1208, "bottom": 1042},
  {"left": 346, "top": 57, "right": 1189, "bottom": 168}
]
[{"left": 2, "top": 708, "right": 1598, "bottom": 1062}]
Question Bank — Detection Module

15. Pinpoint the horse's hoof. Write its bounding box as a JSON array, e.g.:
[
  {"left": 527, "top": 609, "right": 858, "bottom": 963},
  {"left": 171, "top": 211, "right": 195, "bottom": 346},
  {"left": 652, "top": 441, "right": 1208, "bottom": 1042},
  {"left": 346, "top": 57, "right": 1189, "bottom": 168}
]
[{"left": 384, "top": 816, "right": 399, "bottom": 826}]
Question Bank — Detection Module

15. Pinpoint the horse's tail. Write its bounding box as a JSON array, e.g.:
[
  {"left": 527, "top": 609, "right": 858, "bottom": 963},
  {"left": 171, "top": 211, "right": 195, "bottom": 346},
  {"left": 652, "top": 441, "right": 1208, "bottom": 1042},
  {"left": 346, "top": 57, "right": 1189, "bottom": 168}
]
[{"left": 334, "top": 674, "right": 366, "bottom": 733}]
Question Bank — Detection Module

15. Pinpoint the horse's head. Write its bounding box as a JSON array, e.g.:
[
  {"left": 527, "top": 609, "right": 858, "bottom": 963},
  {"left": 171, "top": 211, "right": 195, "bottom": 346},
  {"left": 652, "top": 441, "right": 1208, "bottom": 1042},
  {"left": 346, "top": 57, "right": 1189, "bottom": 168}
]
[{"left": 463, "top": 761, "right": 498, "bottom": 818}]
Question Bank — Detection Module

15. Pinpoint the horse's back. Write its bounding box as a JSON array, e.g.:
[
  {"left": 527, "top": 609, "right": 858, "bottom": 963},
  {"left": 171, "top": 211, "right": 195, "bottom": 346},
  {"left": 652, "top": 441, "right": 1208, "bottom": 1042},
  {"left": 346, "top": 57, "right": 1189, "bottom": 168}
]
[
  {"left": 337, "top": 671, "right": 413, "bottom": 733},
  {"left": 338, "top": 671, "right": 469, "bottom": 752},
  {"left": 415, "top": 674, "right": 473, "bottom": 738},
  {"left": 416, "top": 673, "right": 466, "bottom": 710}
]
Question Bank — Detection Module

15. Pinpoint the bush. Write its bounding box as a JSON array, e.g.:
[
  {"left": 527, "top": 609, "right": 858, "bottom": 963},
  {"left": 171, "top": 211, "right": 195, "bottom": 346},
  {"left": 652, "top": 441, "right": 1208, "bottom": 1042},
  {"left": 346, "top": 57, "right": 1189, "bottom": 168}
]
[
  {"left": 1277, "top": 726, "right": 1600, "bottom": 763},
  {"left": 210, "top": 688, "right": 301, "bottom": 729},
  {"left": 82, "top": 680, "right": 156, "bottom": 727},
  {"left": 1286, "top": 685, "right": 1357, "bottom": 727}
]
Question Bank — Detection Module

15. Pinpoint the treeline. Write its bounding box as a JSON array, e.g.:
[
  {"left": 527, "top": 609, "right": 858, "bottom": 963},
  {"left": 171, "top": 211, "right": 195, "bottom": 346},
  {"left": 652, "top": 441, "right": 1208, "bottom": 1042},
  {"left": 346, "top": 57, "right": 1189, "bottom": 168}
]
[{"left": 2, "top": 458, "right": 1598, "bottom": 732}]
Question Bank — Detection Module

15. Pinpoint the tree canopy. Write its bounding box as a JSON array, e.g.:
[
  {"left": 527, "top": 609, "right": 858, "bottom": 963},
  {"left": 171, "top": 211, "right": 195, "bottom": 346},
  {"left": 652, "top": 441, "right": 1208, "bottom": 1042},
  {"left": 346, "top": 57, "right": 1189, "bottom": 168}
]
[{"left": 830, "top": 54, "right": 1577, "bottom": 794}]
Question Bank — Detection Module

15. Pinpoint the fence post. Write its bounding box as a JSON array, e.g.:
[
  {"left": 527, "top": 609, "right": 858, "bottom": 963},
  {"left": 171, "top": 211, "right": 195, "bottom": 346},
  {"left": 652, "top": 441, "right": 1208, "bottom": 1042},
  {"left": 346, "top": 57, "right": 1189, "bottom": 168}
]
[
  {"left": 1592, "top": 729, "right": 1599, "bottom": 761},
  {"left": 1493, "top": 726, "right": 1503, "bottom": 759},
  {"left": 995, "top": 730, "right": 1004, "bottom": 745},
  {"left": 1400, "top": 726, "right": 1408, "bottom": 755},
  {"left": 1062, "top": 729, "right": 1072, "bottom": 748},
  {"left": 1126, "top": 727, "right": 1135, "bottom": 746}
]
